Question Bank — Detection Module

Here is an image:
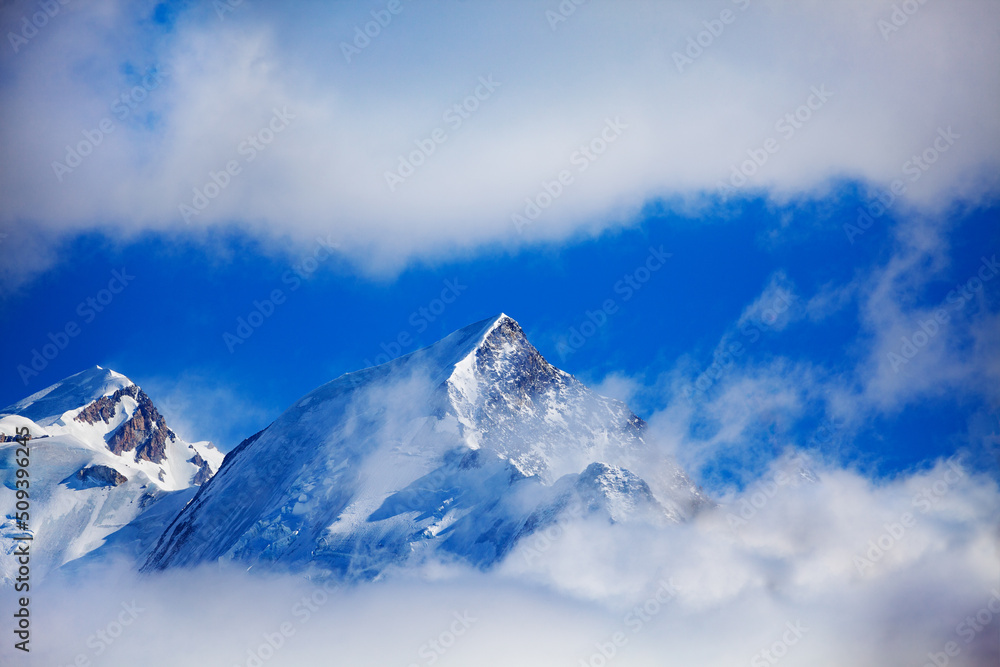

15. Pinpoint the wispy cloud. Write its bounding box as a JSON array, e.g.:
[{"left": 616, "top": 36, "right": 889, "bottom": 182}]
[
  {"left": 20, "top": 454, "right": 1000, "bottom": 666},
  {"left": 138, "top": 370, "right": 273, "bottom": 451}
]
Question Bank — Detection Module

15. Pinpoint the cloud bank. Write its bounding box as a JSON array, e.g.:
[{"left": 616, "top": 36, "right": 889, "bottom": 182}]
[
  {"left": 2, "top": 0, "right": 999, "bottom": 287},
  {"left": 6, "top": 453, "right": 997, "bottom": 667}
]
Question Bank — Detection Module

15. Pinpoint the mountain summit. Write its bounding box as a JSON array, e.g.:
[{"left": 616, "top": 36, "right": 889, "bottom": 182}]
[
  {"left": 144, "top": 314, "right": 707, "bottom": 579},
  {"left": 0, "top": 367, "right": 222, "bottom": 584}
]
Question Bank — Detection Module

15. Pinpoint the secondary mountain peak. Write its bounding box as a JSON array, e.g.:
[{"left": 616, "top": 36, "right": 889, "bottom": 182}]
[
  {"left": 0, "top": 367, "right": 225, "bottom": 584},
  {"left": 2, "top": 365, "right": 132, "bottom": 424},
  {"left": 1, "top": 366, "right": 220, "bottom": 481}
]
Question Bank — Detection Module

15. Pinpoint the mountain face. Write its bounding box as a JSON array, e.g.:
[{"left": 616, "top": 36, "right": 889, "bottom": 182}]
[
  {"left": 1, "top": 316, "right": 708, "bottom": 585},
  {"left": 0, "top": 367, "right": 223, "bottom": 584},
  {"left": 144, "top": 314, "right": 708, "bottom": 580}
]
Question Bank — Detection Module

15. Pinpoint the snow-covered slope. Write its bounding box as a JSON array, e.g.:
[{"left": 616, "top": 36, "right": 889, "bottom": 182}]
[
  {"left": 145, "top": 315, "right": 707, "bottom": 579},
  {"left": 0, "top": 367, "right": 223, "bottom": 584}
]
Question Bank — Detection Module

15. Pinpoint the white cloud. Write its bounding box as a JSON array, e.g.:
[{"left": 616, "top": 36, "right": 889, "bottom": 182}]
[
  {"left": 850, "top": 217, "right": 1000, "bottom": 414},
  {"left": 16, "top": 454, "right": 999, "bottom": 666},
  {"left": 588, "top": 371, "right": 643, "bottom": 407},
  {"left": 602, "top": 208, "right": 1000, "bottom": 478},
  {"left": 2, "top": 0, "right": 999, "bottom": 287},
  {"left": 737, "top": 271, "right": 800, "bottom": 332},
  {"left": 804, "top": 279, "right": 858, "bottom": 322}
]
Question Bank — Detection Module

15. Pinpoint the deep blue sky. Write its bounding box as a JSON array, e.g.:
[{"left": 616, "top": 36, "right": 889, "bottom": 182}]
[{"left": 4, "top": 187, "right": 997, "bottom": 489}]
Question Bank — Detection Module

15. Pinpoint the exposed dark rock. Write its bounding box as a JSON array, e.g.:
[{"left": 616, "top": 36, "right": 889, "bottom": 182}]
[
  {"left": 75, "top": 385, "right": 138, "bottom": 425},
  {"left": 64, "top": 464, "right": 129, "bottom": 489},
  {"left": 105, "top": 389, "right": 176, "bottom": 464},
  {"left": 188, "top": 452, "right": 213, "bottom": 486},
  {"left": 74, "top": 384, "right": 176, "bottom": 464}
]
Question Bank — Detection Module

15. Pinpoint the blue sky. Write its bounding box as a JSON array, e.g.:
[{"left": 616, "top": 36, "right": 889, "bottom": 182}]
[
  {"left": 1, "top": 0, "right": 999, "bottom": 492},
  {"left": 2, "top": 191, "right": 996, "bottom": 491}
]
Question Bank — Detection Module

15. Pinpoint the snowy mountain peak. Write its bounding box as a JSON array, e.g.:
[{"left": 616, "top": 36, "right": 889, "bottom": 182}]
[
  {"left": 446, "top": 314, "right": 647, "bottom": 482},
  {"left": 75, "top": 383, "right": 176, "bottom": 465},
  {"left": 143, "top": 314, "right": 708, "bottom": 579},
  {"left": 451, "top": 313, "right": 545, "bottom": 381},
  {"left": 1, "top": 367, "right": 225, "bottom": 584},
  {"left": 2, "top": 365, "right": 132, "bottom": 424},
  {"left": 1, "top": 366, "right": 222, "bottom": 487}
]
